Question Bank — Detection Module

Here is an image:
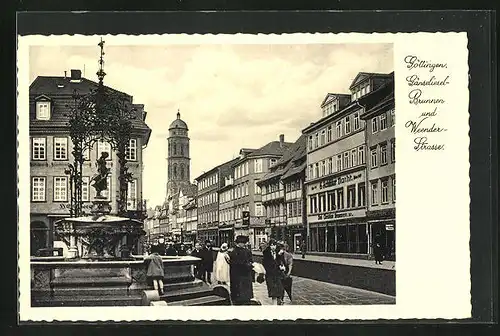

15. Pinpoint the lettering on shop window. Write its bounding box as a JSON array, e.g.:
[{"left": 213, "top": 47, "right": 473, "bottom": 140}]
[
  {"left": 318, "top": 212, "right": 354, "bottom": 220},
  {"left": 319, "top": 173, "right": 362, "bottom": 190}
]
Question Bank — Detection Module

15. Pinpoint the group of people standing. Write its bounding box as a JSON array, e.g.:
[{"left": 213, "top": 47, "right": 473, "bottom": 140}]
[
  {"left": 145, "top": 235, "right": 296, "bottom": 306},
  {"left": 190, "top": 237, "right": 254, "bottom": 305}
]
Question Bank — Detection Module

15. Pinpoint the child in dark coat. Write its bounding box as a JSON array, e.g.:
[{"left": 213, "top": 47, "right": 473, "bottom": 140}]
[{"left": 145, "top": 245, "right": 165, "bottom": 295}]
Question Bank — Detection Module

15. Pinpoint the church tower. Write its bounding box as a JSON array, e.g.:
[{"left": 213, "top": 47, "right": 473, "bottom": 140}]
[{"left": 166, "top": 110, "right": 191, "bottom": 200}]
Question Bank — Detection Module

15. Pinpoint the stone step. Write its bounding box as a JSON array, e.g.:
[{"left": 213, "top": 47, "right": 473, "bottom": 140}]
[
  {"left": 52, "top": 286, "right": 130, "bottom": 296},
  {"left": 167, "top": 295, "right": 229, "bottom": 306},
  {"left": 161, "top": 285, "right": 213, "bottom": 302},
  {"left": 162, "top": 279, "right": 204, "bottom": 292},
  {"left": 51, "top": 276, "right": 131, "bottom": 287},
  {"left": 32, "top": 295, "right": 143, "bottom": 307}
]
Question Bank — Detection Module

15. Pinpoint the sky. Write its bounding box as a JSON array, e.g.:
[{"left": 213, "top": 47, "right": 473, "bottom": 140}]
[{"left": 29, "top": 43, "right": 393, "bottom": 208}]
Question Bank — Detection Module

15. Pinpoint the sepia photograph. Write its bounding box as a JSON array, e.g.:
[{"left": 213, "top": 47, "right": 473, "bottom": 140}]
[
  {"left": 28, "top": 40, "right": 396, "bottom": 308},
  {"left": 18, "top": 30, "right": 473, "bottom": 322}
]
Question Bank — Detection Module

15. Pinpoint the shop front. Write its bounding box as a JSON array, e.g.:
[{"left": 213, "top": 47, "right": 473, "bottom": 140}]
[
  {"left": 367, "top": 208, "right": 396, "bottom": 261},
  {"left": 284, "top": 224, "right": 304, "bottom": 252},
  {"left": 308, "top": 209, "right": 368, "bottom": 257},
  {"left": 219, "top": 225, "right": 235, "bottom": 247}
]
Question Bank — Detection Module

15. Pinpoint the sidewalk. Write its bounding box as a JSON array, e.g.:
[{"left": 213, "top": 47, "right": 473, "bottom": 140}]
[
  {"left": 251, "top": 250, "right": 396, "bottom": 270},
  {"left": 251, "top": 250, "right": 395, "bottom": 296}
]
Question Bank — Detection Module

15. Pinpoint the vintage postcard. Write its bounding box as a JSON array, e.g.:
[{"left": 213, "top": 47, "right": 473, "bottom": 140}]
[{"left": 18, "top": 32, "right": 470, "bottom": 321}]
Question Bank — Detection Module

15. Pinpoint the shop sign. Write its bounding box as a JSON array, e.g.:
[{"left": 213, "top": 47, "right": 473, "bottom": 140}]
[
  {"left": 319, "top": 173, "right": 363, "bottom": 190},
  {"left": 59, "top": 203, "right": 93, "bottom": 210},
  {"left": 385, "top": 224, "right": 395, "bottom": 231},
  {"left": 318, "top": 212, "right": 354, "bottom": 220}
]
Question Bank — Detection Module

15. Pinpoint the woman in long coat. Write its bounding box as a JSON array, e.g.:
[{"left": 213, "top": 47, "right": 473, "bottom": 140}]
[
  {"left": 229, "top": 236, "right": 254, "bottom": 305},
  {"left": 262, "top": 240, "right": 285, "bottom": 305}
]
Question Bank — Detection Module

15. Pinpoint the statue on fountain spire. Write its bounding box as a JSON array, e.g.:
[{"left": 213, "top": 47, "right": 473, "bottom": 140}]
[{"left": 91, "top": 151, "right": 110, "bottom": 197}]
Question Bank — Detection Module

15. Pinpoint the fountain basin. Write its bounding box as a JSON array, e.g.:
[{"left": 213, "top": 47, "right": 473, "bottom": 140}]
[{"left": 31, "top": 256, "right": 202, "bottom": 307}]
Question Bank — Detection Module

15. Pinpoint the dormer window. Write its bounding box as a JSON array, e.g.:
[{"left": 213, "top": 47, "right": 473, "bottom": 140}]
[
  {"left": 351, "top": 83, "right": 372, "bottom": 100},
  {"left": 36, "top": 101, "right": 51, "bottom": 120},
  {"left": 322, "top": 100, "right": 339, "bottom": 117}
]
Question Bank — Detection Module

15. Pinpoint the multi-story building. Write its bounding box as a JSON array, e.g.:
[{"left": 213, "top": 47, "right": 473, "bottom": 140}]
[
  {"left": 232, "top": 135, "right": 293, "bottom": 249},
  {"left": 184, "top": 199, "right": 197, "bottom": 244},
  {"left": 217, "top": 158, "right": 238, "bottom": 246},
  {"left": 157, "top": 202, "right": 169, "bottom": 240},
  {"left": 303, "top": 72, "right": 392, "bottom": 257},
  {"left": 281, "top": 135, "right": 307, "bottom": 253},
  {"left": 361, "top": 78, "right": 395, "bottom": 260},
  {"left": 258, "top": 134, "right": 307, "bottom": 251},
  {"left": 29, "top": 70, "right": 151, "bottom": 255},
  {"left": 195, "top": 158, "right": 237, "bottom": 246},
  {"left": 218, "top": 175, "right": 235, "bottom": 246},
  {"left": 195, "top": 167, "right": 220, "bottom": 245}
]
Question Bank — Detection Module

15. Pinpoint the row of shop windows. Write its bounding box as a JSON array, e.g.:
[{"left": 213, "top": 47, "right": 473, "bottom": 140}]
[
  {"left": 310, "top": 224, "right": 369, "bottom": 254},
  {"left": 309, "top": 183, "right": 366, "bottom": 214}
]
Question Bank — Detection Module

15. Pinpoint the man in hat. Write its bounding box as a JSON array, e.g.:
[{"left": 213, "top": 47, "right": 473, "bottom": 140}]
[
  {"left": 199, "top": 240, "right": 215, "bottom": 284},
  {"left": 229, "top": 235, "right": 254, "bottom": 305}
]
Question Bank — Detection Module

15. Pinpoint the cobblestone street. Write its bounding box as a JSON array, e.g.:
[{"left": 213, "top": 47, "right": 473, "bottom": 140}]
[{"left": 251, "top": 276, "right": 395, "bottom": 305}]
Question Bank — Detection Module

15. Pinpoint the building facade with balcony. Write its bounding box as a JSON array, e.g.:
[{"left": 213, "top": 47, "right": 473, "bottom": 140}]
[
  {"left": 303, "top": 72, "right": 392, "bottom": 257},
  {"left": 29, "top": 70, "right": 151, "bottom": 255},
  {"left": 232, "top": 135, "right": 293, "bottom": 249},
  {"left": 361, "top": 78, "right": 395, "bottom": 261}
]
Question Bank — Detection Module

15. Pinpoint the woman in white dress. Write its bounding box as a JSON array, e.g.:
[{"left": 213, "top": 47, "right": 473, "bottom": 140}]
[{"left": 214, "top": 243, "right": 231, "bottom": 285}]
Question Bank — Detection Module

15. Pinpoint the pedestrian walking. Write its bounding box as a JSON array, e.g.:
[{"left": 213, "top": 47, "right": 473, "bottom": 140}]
[
  {"left": 278, "top": 241, "right": 294, "bottom": 304},
  {"left": 199, "top": 240, "right": 214, "bottom": 284},
  {"left": 300, "top": 240, "right": 306, "bottom": 259},
  {"left": 214, "top": 243, "right": 231, "bottom": 285},
  {"left": 262, "top": 239, "right": 285, "bottom": 305},
  {"left": 191, "top": 242, "right": 203, "bottom": 279},
  {"left": 374, "top": 233, "right": 384, "bottom": 265},
  {"left": 228, "top": 235, "right": 254, "bottom": 305},
  {"left": 144, "top": 245, "right": 165, "bottom": 296}
]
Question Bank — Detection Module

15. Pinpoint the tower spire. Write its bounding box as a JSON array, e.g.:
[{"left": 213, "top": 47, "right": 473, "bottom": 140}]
[{"left": 177, "top": 109, "right": 181, "bottom": 119}]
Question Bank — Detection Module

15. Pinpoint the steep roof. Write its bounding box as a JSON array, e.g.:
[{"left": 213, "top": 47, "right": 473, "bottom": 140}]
[
  {"left": 247, "top": 141, "right": 293, "bottom": 158},
  {"left": 258, "top": 134, "right": 306, "bottom": 184},
  {"left": 320, "top": 93, "right": 350, "bottom": 108},
  {"left": 349, "top": 72, "right": 392, "bottom": 90},
  {"left": 29, "top": 76, "right": 151, "bottom": 142}
]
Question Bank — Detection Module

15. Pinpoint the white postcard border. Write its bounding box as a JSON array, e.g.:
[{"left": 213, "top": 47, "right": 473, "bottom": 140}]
[{"left": 18, "top": 32, "right": 470, "bottom": 321}]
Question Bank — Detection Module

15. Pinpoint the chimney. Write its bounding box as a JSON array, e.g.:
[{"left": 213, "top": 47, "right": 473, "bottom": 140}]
[
  {"left": 70, "top": 69, "right": 82, "bottom": 82},
  {"left": 279, "top": 134, "right": 285, "bottom": 147},
  {"left": 64, "top": 71, "right": 67, "bottom": 79}
]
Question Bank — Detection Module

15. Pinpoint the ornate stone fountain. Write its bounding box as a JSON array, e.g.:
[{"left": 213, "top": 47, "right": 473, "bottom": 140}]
[
  {"left": 54, "top": 152, "right": 144, "bottom": 260},
  {"left": 31, "top": 152, "right": 229, "bottom": 306}
]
